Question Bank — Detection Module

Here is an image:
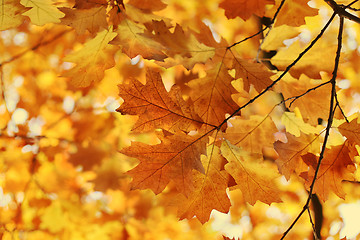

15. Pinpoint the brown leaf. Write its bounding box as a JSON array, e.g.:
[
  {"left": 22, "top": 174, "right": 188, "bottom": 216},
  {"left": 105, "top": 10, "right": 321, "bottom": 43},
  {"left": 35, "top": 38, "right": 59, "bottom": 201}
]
[
  {"left": 122, "top": 131, "right": 207, "bottom": 195},
  {"left": 274, "top": 132, "right": 320, "bottom": 180},
  {"left": 187, "top": 65, "right": 239, "bottom": 127},
  {"left": 219, "top": 0, "right": 275, "bottom": 20},
  {"left": 60, "top": 6, "right": 108, "bottom": 34},
  {"left": 178, "top": 146, "right": 231, "bottom": 223},
  {"left": 338, "top": 118, "right": 360, "bottom": 145},
  {"left": 233, "top": 58, "right": 274, "bottom": 93},
  {"left": 117, "top": 69, "right": 203, "bottom": 133}
]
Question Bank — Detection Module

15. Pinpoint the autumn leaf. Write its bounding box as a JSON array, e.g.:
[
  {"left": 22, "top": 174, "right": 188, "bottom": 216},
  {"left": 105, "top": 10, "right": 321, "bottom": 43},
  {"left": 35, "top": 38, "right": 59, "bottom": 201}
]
[
  {"left": 301, "top": 143, "right": 356, "bottom": 201},
  {"left": 143, "top": 20, "right": 215, "bottom": 69},
  {"left": 271, "top": 41, "right": 336, "bottom": 79},
  {"left": 222, "top": 141, "right": 282, "bottom": 205},
  {"left": 122, "top": 131, "right": 207, "bottom": 195},
  {"left": 338, "top": 118, "right": 360, "bottom": 145},
  {"left": 63, "top": 26, "right": 118, "bottom": 87},
  {"left": 219, "top": 0, "right": 275, "bottom": 21},
  {"left": 281, "top": 111, "right": 318, "bottom": 137},
  {"left": 60, "top": 6, "right": 108, "bottom": 34},
  {"left": 278, "top": 75, "right": 331, "bottom": 125},
  {"left": 233, "top": 58, "right": 274, "bottom": 93},
  {"left": 0, "top": 0, "right": 27, "bottom": 30},
  {"left": 225, "top": 115, "right": 277, "bottom": 154},
  {"left": 20, "top": 0, "right": 65, "bottom": 25},
  {"left": 112, "top": 19, "right": 167, "bottom": 61},
  {"left": 274, "top": 132, "right": 320, "bottom": 180},
  {"left": 275, "top": 0, "right": 318, "bottom": 27},
  {"left": 187, "top": 65, "right": 239, "bottom": 127},
  {"left": 178, "top": 145, "right": 231, "bottom": 224},
  {"left": 128, "top": 0, "right": 167, "bottom": 11},
  {"left": 117, "top": 69, "right": 204, "bottom": 133}
]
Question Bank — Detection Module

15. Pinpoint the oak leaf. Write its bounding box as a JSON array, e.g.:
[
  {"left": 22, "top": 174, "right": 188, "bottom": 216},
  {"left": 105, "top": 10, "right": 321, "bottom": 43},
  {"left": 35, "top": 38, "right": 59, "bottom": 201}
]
[
  {"left": 178, "top": 146, "right": 231, "bottom": 224},
  {"left": 222, "top": 141, "right": 282, "bottom": 205},
  {"left": 60, "top": 6, "right": 108, "bottom": 34},
  {"left": 112, "top": 19, "right": 167, "bottom": 61},
  {"left": 233, "top": 58, "right": 274, "bottom": 93},
  {"left": 301, "top": 143, "right": 356, "bottom": 201},
  {"left": 187, "top": 65, "right": 239, "bottom": 127},
  {"left": 338, "top": 118, "right": 360, "bottom": 146},
  {"left": 271, "top": 41, "right": 336, "bottom": 79},
  {"left": 281, "top": 112, "right": 318, "bottom": 137},
  {"left": 0, "top": 0, "right": 27, "bottom": 30},
  {"left": 274, "top": 132, "right": 320, "bottom": 180},
  {"left": 63, "top": 26, "right": 118, "bottom": 87},
  {"left": 20, "top": 0, "right": 65, "bottom": 25},
  {"left": 144, "top": 20, "right": 215, "bottom": 69},
  {"left": 278, "top": 75, "right": 331, "bottom": 125},
  {"left": 122, "top": 131, "right": 207, "bottom": 195},
  {"left": 225, "top": 115, "right": 277, "bottom": 154},
  {"left": 219, "top": 0, "right": 275, "bottom": 21},
  {"left": 128, "top": 0, "right": 167, "bottom": 11},
  {"left": 275, "top": 0, "right": 318, "bottom": 27},
  {"left": 117, "top": 69, "right": 203, "bottom": 133}
]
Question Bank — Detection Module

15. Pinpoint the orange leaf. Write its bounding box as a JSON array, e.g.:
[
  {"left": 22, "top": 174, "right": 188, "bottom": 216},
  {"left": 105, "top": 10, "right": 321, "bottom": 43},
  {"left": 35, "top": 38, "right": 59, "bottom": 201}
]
[
  {"left": 60, "top": 6, "right": 108, "bottom": 34},
  {"left": 117, "top": 69, "right": 203, "bottom": 133},
  {"left": 128, "top": 0, "right": 167, "bottom": 11},
  {"left": 225, "top": 115, "right": 277, "bottom": 154},
  {"left": 112, "top": 19, "right": 167, "bottom": 61},
  {"left": 122, "top": 131, "right": 207, "bottom": 195},
  {"left": 278, "top": 75, "right": 331, "bottom": 125},
  {"left": 301, "top": 143, "right": 356, "bottom": 201},
  {"left": 178, "top": 146, "right": 231, "bottom": 223},
  {"left": 222, "top": 141, "right": 282, "bottom": 205},
  {"left": 219, "top": 0, "right": 275, "bottom": 21},
  {"left": 233, "top": 58, "right": 274, "bottom": 93},
  {"left": 187, "top": 65, "right": 239, "bottom": 127},
  {"left": 338, "top": 118, "right": 360, "bottom": 145},
  {"left": 275, "top": 0, "right": 318, "bottom": 27},
  {"left": 144, "top": 20, "right": 215, "bottom": 69},
  {"left": 271, "top": 41, "right": 336, "bottom": 79},
  {"left": 274, "top": 132, "right": 320, "bottom": 180}
]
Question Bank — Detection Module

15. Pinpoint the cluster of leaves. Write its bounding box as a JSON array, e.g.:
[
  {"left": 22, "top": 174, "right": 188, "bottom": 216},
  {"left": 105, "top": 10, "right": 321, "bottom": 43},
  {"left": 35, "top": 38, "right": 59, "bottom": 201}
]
[{"left": 2, "top": 0, "right": 360, "bottom": 239}]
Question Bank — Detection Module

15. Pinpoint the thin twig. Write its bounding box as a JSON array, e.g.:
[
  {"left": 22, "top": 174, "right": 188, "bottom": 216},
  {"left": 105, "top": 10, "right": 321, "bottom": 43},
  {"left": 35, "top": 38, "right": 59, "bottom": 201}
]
[
  {"left": 335, "top": 93, "right": 349, "bottom": 122},
  {"left": 285, "top": 80, "right": 332, "bottom": 108},
  {"left": 307, "top": 207, "right": 319, "bottom": 240},
  {"left": 281, "top": 16, "right": 344, "bottom": 239}
]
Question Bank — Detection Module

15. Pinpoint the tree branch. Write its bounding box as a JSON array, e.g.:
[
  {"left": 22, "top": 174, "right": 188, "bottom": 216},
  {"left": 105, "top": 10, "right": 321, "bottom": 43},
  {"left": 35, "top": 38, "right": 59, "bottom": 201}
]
[
  {"left": 281, "top": 16, "right": 344, "bottom": 239},
  {"left": 324, "top": 0, "right": 360, "bottom": 23}
]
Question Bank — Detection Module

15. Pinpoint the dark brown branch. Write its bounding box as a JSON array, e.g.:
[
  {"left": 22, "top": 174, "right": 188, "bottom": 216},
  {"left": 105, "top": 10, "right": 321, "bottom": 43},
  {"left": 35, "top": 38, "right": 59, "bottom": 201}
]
[
  {"left": 325, "top": 0, "right": 360, "bottom": 23},
  {"left": 281, "top": 16, "right": 344, "bottom": 239}
]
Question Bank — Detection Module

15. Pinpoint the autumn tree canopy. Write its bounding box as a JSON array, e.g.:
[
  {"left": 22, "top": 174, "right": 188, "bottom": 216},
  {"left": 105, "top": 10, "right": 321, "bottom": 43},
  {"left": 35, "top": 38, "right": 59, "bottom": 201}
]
[{"left": 1, "top": 0, "right": 360, "bottom": 239}]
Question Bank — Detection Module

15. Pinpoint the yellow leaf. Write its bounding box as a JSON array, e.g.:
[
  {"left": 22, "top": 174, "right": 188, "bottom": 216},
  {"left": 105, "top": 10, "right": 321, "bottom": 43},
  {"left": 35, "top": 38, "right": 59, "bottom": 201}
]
[
  {"left": 221, "top": 140, "right": 282, "bottom": 205},
  {"left": 0, "top": 0, "right": 27, "bottom": 30},
  {"left": 281, "top": 111, "right": 318, "bottom": 137},
  {"left": 20, "top": 0, "right": 65, "bottom": 25},
  {"left": 63, "top": 26, "right": 118, "bottom": 87}
]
